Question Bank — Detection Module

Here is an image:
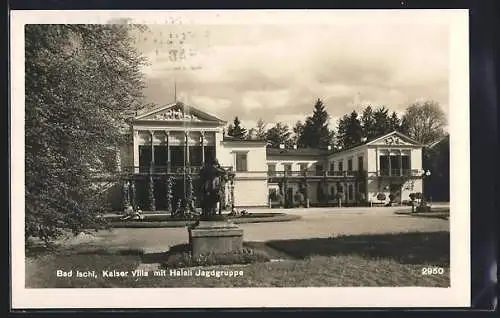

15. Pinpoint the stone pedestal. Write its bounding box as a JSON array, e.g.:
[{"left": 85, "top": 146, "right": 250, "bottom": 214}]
[{"left": 188, "top": 221, "right": 243, "bottom": 257}]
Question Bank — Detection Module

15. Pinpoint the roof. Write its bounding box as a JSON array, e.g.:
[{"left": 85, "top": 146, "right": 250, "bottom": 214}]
[
  {"left": 266, "top": 147, "right": 329, "bottom": 157},
  {"left": 329, "top": 130, "right": 423, "bottom": 154},
  {"left": 426, "top": 134, "right": 449, "bottom": 149},
  {"left": 222, "top": 135, "right": 267, "bottom": 143},
  {"left": 132, "top": 102, "right": 226, "bottom": 124}
]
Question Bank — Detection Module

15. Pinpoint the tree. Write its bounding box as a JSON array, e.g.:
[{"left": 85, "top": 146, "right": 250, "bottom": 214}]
[
  {"left": 25, "top": 24, "right": 148, "bottom": 244},
  {"left": 292, "top": 121, "right": 305, "bottom": 146},
  {"left": 297, "top": 99, "right": 335, "bottom": 148},
  {"left": 401, "top": 100, "right": 447, "bottom": 144},
  {"left": 337, "top": 111, "right": 363, "bottom": 149},
  {"left": 372, "top": 106, "right": 393, "bottom": 137},
  {"left": 266, "top": 122, "right": 293, "bottom": 148},
  {"left": 389, "top": 111, "right": 402, "bottom": 132},
  {"left": 255, "top": 118, "right": 267, "bottom": 140},
  {"left": 227, "top": 116, "right": 247, "bottom": 139},
  {"left": 360, "top": 106, "right": 376, "bottom": 139}
]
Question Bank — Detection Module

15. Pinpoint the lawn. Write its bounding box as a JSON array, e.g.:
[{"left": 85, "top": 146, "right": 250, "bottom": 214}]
[{"left": 26, "top": 231, "right": 449, "bottom": 288}]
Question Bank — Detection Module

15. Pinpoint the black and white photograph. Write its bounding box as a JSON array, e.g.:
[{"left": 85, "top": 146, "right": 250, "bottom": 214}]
[{"left": 11, "top": 10, "right": 470, "bottom": 308}]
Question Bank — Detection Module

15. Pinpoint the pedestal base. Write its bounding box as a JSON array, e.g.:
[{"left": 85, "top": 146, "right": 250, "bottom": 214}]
[{"left": 188, "top": 221, "right": 244, "bottom": 257}]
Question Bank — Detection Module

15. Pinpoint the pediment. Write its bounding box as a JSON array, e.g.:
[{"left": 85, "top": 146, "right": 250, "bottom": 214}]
[
  {"left": 134, "top": 102, "right": 225, "bottom": 124},
  {"left": 367, "top": 131, "right": 421, "bottom": 147}
]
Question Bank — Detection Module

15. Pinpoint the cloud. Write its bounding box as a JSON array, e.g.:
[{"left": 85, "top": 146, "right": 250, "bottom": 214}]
[{"left": 136, "top": 17, "right": 450, "bottom": 131}]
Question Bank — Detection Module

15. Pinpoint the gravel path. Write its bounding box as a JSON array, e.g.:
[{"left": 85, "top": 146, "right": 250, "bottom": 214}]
[{"left": 71, "top": 206, "right": 449, "bottom": 253}]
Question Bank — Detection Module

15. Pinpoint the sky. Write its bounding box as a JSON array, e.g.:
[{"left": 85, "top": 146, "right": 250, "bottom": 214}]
[{"left": 133, "top": 14, "right": 449, "bottom": 131}]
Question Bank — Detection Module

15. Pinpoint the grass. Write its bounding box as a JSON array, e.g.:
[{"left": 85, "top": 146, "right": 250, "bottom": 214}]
[
  {"left": 26, "top": 254, "right": 449, "bottom": 288},
  {"left": 25, "top": 248, "right": 143, "bottom": 288},
  {"left": 26, "top": 231, "right": 449, "bottom": 288},
  {"left": 266, "top": 231, "right": 450, "bottom": 266}
]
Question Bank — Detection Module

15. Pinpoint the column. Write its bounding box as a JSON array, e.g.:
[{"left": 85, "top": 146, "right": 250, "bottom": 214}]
[
  {"left": 122, "top": 180, "right": 130, "bottom": 209},
  {"left": 165, "top": 130, "right": 171, "bottom": 173},
  {"left": 149, "top": 130, "right": 155, "bottom": 173},
  {"left": 185, "top": 132, "right": 190, "bottom": 166},
  {"left": 388, "top": 150, "right": 392, "bottom": 176},
  {"left": 399, "top": 151, "right": 403, "bottom": 176},
  {"left": 200, "top": 131, "right": 205, "bottom": 165},
  {"left": 133, "top": 130, "right": 139, "bottom": 173}
]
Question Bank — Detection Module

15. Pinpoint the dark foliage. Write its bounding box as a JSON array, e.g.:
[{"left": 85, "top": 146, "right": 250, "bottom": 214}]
[{"left": 25, "top": 24, "right": 148, "bottom": 244}]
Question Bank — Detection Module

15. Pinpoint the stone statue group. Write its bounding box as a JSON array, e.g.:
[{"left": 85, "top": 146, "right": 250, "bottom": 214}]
[{"left": 199, "top": 158, "right": 228, "bottom": 217}]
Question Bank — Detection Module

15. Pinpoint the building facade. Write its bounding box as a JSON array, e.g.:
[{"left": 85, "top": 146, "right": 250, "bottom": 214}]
[{"left": 111, "top": 102, "right": 425, "bottom": 211}]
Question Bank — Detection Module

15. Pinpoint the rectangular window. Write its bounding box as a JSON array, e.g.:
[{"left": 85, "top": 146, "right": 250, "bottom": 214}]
[
  {"left": 283, "top": 163, "right": 292, "bottom": 176},
  {"left": 347, "top": 158, "right": 353, "bottom": 171},
  {"left": 379, "top": 155, "right": 389, "bottom": 176},
  {"left": 358, "top": 156, "right": 364, "bottom": 171},
  {"left": 267, "top": 164, "right": 276, "bottom": 176},
  {"left": 390, "top": 155, "right": 400, "bottom": 176},
  {"left": 235, "top": 153, "right": 248, "bottom": 172},
  {"left": 338, "top": 161, "right": 344, "bottom": 172},
  {"left": 139, "top": 145, "right": 152, "bottom": 173},
  {"left": 330, "top": 162, "right": 334, "bottom": 171},
  {"left": 299, "top": 163, "right": 308, "bottom": 172},
  {"left": 402, "top": 155, "right": 411, "bottom": 175}
]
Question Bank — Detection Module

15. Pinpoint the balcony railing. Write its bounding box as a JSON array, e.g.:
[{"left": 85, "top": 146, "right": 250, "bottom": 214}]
[
  {"left": 266, "top": 169, "right": 423, "bottom": 178},
  {"left": 267, "top": 170, "right": 364, "bottom": 178},
  {"left": 122, "top": 165, "right": 233, "bottom": 175},
  {"left": 377, "top": 169, "right": 420, "bottom": 177}
]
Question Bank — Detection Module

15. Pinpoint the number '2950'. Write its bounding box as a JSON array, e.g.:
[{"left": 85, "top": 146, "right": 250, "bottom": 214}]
[{"left": 421, "top": 267, "right": 445, "bottom": 275}]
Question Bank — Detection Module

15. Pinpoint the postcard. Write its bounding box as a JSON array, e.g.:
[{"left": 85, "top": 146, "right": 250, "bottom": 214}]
[{"left": 11, "top": 9, "right": 470, "bottom": 308}]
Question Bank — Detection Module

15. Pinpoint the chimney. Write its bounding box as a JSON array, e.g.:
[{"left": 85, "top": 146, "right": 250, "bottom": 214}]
[{"left": 279, "top": 144, "right": 285, "bottom": 149}]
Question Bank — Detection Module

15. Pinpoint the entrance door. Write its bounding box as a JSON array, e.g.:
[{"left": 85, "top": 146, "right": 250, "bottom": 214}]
[{"left": 139, "top": 146, "right": 152, "bottom": 173}]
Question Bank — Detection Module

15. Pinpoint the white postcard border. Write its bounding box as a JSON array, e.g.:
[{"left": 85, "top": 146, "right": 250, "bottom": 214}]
[{"left": 10, "top": 9, "right": 470, "bottom": 309}]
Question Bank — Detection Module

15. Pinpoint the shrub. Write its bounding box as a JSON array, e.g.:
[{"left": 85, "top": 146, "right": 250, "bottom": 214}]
[
  {"left": 199, "top": 214, "right": 227, "bottom": 222},
  {"left": 388, "top": 194, "right": 395, "bottom": 202},
  {"left": 275, "top": 193, "right": 283, "bottom": 206},
  {"left": 414, "top": 192, "right": 423, "bottom": 200},
  {"left": 409, "top": 193, "right": 416, "bottom": 201},
  {"left": 293, "top": 192, "right": 304, "bottom": 206},
  {"left": 162, "top": 246, "right": 270, "bottom": 269},
  {"left": 416, "top": 205, "right": 432, "bottom": 213},
  {"left": 376, "top": 193, "right": 386, "bottom": 201}
]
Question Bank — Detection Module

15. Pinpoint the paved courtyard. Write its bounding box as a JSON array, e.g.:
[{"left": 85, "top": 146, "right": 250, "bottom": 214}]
[{"left": 74, "top": 206, "right": 449, "bottom": 253}]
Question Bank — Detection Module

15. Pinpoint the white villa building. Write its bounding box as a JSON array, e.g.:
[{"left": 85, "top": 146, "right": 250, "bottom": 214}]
[{"left": 109, "top": 102, "right": 424, "bottom": 211}]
